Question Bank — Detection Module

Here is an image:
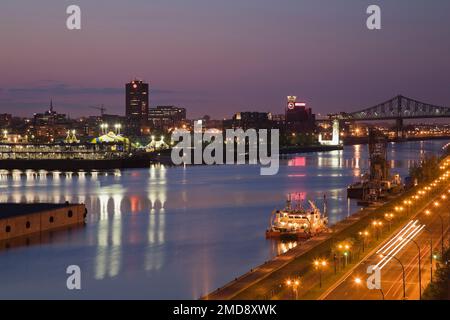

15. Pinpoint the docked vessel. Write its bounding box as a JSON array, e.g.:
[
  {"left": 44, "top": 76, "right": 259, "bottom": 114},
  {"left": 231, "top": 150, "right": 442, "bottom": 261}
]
[
  {"left": 347, "top": 129, "right": 403, "bottom": 202},
  {"left": 266, "top": 194, "right": 328, "bottom": 240}
]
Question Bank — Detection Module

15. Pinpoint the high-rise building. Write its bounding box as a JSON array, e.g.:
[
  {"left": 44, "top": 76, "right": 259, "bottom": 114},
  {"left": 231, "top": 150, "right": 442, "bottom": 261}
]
[
  {"left": 285, "top": 96, "right": 316, "bottom": 133},
  {"left": 125, "top": 79, "right": 149, "bottom": 136},
  {"left": 223, "top": 112, "right": 276, "bottom": 130},
  {"left": 148, "top": 106, "right": 186, "bottom": 131}
]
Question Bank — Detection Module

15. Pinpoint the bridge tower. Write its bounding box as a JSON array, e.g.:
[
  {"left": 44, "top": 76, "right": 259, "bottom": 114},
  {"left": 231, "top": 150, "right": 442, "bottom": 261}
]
[
  {"left": 395, "top": 95, "right": 404, "bottom": 139},
  {"left": 368, "top": 128, "right": 389, "bottom": 182},
  {"left": 395, "top": 118, "right": 404, "bottom": 140}
]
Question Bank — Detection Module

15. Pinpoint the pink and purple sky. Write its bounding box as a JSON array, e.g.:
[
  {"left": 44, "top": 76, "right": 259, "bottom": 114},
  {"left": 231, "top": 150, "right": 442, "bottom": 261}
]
[{"left": 1, "top": 0, "right": 450, "bottom": 119}]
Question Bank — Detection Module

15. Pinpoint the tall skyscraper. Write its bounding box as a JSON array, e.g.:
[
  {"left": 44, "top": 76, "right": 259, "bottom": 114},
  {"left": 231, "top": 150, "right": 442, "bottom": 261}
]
[{"left": 125, "top": 79, "right": 149, "bottom": 136}]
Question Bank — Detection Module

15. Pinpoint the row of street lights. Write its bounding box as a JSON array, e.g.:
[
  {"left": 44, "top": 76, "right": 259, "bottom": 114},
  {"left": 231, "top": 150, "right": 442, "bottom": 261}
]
[
  {"left": 353, "top": 157, "right": 450, "bottom": 300},
  {"left": 100, "top": 123, "right": 122, "bottom": 135},
  {"left": 283, "top": 158, "right": 450, "bottom": 300}
]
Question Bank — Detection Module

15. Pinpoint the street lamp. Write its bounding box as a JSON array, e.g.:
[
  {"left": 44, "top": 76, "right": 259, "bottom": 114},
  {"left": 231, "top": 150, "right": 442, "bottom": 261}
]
[
  {"left": 379, "top": 254, "right": 406, "bottom": 300},
  {"left": 404, "top": 200, "right": 412, "bottom": 215},
  {"left": 399, "top": 237, "right": 422, "bottom": 300},
  {"left": 313, "top": 259, "right": 328, "bottom": 288},
  {"left": 354, "top": 276, "right": 385, "bottom": 300},
  {"left": 114, "top": 123, "right": 122, "bottom": 135},
  {"left": 285, "top": 278, "right": 300, "bottom": 300},
  {"left": 395, "top": 206, "right": 405, "bottom": 216},
  {"left": 422, "top": 226, "right": 434, "bottom": 283},
  {"left": 337, "top": 242, "right": 351, "bottom": 268},
  {"left": 384, "top": 213, "right": 395, "bottom": 231},
  {"left": 372, "top": 220, "right": 383, "bottom": 241},
  {"left": 425, "top": 209, "right": 445, "bottom": 260},
  {"left": 358, "top": 230, "right": 370, "bottom": 253}
]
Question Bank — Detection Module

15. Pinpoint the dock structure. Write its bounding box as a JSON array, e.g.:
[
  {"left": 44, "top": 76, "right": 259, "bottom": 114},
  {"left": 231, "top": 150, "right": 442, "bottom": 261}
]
[{"left": 0, "top": 203, "right": 87, "bottom": 242}]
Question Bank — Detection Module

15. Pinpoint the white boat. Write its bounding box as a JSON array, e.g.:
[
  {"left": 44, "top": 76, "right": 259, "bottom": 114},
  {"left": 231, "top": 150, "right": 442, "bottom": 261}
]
[{"left": 266, "top": 194, "right": 328, "bottom": 239}]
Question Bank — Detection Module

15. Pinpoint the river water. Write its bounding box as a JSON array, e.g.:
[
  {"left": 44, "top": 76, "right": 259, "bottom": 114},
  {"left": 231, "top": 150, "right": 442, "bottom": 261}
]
[{"left": 0, "top": 140, "right": 446, "bottom": 299}]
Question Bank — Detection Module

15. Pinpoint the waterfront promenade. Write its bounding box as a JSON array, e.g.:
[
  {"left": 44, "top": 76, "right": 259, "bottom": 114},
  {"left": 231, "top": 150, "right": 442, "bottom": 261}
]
[
  {"left": 204, "top": 156, "right": 450, "bottom": 300},
  {"left": 203, "top": 205, "right": 380, "bottom": 300}
]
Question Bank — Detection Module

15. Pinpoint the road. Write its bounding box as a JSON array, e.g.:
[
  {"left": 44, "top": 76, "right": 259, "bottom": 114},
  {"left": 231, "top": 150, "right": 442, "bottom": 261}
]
[{"left": 322, "top": 188, "right": 449, "bottom": 300}]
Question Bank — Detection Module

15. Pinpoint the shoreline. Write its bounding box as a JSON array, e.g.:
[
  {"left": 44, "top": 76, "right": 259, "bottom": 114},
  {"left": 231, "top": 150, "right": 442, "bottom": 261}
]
[
  {"left": 343, "top": 134, "right": 450, "bottom": 145},
  {"left": 0, "top": 137, "right": 447, "bottom": 171},
  {"left": 202, "top": 155, "right": 450, "bottom": 300}
]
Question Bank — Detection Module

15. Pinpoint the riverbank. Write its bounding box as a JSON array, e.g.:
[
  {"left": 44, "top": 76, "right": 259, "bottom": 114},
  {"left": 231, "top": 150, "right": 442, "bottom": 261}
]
[
  {"left": 1, "top": 136, "right": 447, "bottom": 171},
  {"left": 0, "top": 140, "right": 445, "bottom": 299},
  {"left": 203, "top": 156, "right": 450, "bottom": 300},
  {"left": 279, "top": 144, "right": 343, "bottom": 154},
  {"left": 344, "top": 135, "right": 450, "bottom": 146}
]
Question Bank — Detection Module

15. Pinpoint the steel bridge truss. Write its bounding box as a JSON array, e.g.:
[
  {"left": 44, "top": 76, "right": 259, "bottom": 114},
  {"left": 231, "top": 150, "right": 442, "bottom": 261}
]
[{"left": 336, "top": 95, "right": 450, "bottom": 121}]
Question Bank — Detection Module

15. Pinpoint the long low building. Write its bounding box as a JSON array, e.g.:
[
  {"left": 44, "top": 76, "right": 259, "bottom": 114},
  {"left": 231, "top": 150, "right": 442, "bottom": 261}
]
[{"left": 0, "top": 203, "right": 87, "bottom": 241}]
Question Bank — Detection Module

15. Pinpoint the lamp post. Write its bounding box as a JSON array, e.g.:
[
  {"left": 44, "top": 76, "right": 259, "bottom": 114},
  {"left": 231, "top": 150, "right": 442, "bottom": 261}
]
[
  {"left": 333, "top": 253, "right": 337, "bottom": 274},
  {"left": 358, "top": 231, "right": 369, "bottom": 253},
  {"left": 404, "top": 200, "right": 412, "bottom": 216},
  {"left": 354, "top": 276, "right": 385, "bottom": 300},
  {"left": 423, "top": 226, "right": 434, "bottom": 283},
  {"left": 372, "top": 220, "right": 383, "bottom": 241},
  {"left": 426, "top": 208, "right": 445, "bottom": 263},
  {"left": 314, "top": 259, "right": 328, "bottom": 288},
  {"left": 285, "top": 278, "right": 300, "bottom": 300},
  {"left": 384, "top": 213, "right": 394, "bottom": 231},
  {"left": 401, "top": 237, "right": 422, "bottom": 300},
  {"left": 395, "top": 206, "right": 405, "bottom": 217},
  {"left": 379, "top": 254, "right": 406, "bottom": 300},
  {"left": 337, "top": 243, "right": 351, "bottom": 267}
]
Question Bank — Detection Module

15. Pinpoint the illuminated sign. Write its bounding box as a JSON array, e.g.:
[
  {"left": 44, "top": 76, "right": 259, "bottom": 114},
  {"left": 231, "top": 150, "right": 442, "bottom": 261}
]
[{"left": 287, "top": 96, "right": 297, "bottom": 103}]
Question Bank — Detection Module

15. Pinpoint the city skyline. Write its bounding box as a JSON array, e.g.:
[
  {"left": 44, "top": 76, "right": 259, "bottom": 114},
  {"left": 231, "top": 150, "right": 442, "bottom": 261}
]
[{"left": 1, "top": 0, "right": 450, "bottom": 118}]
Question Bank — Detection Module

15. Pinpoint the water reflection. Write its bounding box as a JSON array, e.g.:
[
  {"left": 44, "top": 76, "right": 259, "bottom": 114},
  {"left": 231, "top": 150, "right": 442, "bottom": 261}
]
[
  {"left": 0, "top": 141, "right": 446, "bottom": 299},
  {"left": 277, "top": 241, "right": 298, "bottom": 255}
]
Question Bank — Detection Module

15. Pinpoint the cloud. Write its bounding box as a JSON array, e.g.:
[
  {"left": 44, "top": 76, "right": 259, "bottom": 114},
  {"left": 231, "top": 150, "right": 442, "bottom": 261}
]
[
  {"left": 5, "top": 82, "right": 180, "bottom": 97},
  {"left": 7, "top": 83, "right": 122, "bottom": 96}
]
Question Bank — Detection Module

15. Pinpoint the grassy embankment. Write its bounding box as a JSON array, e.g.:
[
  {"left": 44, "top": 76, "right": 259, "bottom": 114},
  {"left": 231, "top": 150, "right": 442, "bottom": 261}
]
[{"left": 234, "top": 156, "right": 450, "bottom": 300}]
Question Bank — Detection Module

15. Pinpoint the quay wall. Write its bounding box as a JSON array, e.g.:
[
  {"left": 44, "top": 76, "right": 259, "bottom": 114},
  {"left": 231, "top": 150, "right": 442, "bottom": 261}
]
[{"left": 0, "top": 204, "right": 86, "bottom": 241}]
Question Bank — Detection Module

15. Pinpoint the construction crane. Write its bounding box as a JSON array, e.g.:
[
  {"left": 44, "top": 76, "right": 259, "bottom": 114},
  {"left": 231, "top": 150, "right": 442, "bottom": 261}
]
[{"left": 89, "top": 104, "right": 107, "bottom": 116}]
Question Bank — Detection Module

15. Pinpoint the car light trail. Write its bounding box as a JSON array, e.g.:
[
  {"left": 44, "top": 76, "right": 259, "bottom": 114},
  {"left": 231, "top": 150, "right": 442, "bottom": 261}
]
[
  {"left": 376, "top": 220, "right": 417, "bottom": 254},
  {"left": 375, "top": 220, "right": 425, "bottom": 270}
]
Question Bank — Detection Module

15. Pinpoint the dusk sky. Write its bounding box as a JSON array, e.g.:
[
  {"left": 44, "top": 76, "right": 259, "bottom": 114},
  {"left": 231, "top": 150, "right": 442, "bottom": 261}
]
[{"left": 1, "top": 0, "right": 450, "bottom": 119}]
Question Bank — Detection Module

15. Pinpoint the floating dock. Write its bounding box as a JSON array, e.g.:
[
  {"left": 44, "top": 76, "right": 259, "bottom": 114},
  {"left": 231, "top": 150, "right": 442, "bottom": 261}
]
[{"left": 0, "top": 203, "right": 87, "bottom": 242}]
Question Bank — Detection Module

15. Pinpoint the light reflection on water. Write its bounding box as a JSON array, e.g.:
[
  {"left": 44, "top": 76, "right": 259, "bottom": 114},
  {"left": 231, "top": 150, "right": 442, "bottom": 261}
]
[{"left": 0, "top": 140, "right": 446, "bottom": 299}]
